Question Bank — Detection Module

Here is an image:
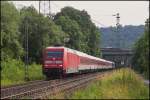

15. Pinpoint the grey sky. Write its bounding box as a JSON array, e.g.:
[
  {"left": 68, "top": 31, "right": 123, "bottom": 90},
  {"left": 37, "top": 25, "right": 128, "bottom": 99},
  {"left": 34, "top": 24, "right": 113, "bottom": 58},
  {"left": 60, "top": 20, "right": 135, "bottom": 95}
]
[{"left": 12, "top": 1, "right": 149, "bottom": 27}]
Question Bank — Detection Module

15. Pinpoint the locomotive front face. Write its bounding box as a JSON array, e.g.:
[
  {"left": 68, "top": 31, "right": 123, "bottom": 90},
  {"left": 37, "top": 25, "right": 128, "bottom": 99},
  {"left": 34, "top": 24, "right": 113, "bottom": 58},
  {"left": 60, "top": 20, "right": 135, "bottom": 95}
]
[
  {"left": 44, "top": 50, "right": 63, "bottom": 67},
  {"left": 42, "top": 48, "right": 64, "bottom": 77}
]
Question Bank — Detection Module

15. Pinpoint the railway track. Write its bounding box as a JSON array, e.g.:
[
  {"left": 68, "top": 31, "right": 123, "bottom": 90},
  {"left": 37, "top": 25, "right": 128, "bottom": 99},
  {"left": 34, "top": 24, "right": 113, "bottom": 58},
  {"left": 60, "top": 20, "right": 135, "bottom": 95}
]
[
  {"left": 1, "top": 80, "right": 44, "bottom": 89},
  {"left": 1, "top": 80, "right": 51, "bottom": 98},
  {"left": 1, "top": 71, "right": 112, "bottom": 99}
]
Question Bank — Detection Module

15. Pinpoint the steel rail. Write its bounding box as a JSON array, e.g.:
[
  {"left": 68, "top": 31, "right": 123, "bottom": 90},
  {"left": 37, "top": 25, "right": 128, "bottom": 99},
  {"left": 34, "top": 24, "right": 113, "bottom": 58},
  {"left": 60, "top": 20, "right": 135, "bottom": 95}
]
[{"left": 1, "top": 71, "right": 112, "bottom": 99}]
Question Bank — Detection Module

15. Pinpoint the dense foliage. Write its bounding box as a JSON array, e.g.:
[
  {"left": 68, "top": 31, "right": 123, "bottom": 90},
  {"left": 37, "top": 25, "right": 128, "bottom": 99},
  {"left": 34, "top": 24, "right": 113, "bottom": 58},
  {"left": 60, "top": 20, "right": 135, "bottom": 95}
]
[
  {"left": 100, "top": 25, "right": 144, "bottom": 48},
  {"left": 54, "top": 7, "right": 101, "bottom": 57},
  {"left": 1, "top": 58, "right": 44, "bottom": 86},
  {"left": 1, "top": 2, "right": 24, "bottom": 60},
  {"left": 19, "top": 6, "right": 65, "bottom": 63},
  {"left": 1, "top": 2, "right": 101, "bottom": 64},
  {"left": 132, "top": 19, "right": 149, "bottom": 79}
]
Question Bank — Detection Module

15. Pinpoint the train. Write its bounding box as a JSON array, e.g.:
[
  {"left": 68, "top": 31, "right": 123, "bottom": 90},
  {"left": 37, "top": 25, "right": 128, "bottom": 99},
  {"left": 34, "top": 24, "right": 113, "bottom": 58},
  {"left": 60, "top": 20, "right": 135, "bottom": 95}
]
[{"left": 42, "top": 46, "right": 115, "bottom": 78}]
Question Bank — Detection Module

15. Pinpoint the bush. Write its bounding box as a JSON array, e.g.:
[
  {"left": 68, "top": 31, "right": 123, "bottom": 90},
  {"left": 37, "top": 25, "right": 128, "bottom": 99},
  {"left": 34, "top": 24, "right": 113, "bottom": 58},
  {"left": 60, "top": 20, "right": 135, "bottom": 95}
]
[
  {"left": 1, "top": 58, "right": 44, "bottom": 86},
  {"left": 28, "top": 62, "right": 44, "bottom": 80}
]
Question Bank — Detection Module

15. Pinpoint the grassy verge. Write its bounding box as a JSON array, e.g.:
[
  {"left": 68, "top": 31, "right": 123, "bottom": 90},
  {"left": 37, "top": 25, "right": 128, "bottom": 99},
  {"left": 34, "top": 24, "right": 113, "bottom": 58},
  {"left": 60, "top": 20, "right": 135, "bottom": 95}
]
[
  {"left": 71, "top": 68, "right": 149, "bottom": 99},
  {"left": 1, "top": 58, "right": 44, "bottom": 86}
]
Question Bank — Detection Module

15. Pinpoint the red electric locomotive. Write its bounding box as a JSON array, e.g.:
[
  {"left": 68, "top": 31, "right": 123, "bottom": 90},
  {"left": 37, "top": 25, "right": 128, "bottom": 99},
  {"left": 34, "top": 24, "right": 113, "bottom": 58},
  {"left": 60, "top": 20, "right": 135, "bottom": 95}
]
[{"left": 42, "top": 46, "right": 114, "bottom": 78}]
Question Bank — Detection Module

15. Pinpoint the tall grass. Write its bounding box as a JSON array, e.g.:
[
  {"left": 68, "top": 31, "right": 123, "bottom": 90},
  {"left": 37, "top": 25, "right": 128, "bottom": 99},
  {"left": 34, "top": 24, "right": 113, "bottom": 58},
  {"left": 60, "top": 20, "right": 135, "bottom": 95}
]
[
  {"left": 71, "top": 68, "right": 149, "bottom": 99},
  {"left": 1, "top": 58, "right": 44, "bottom": 86}
]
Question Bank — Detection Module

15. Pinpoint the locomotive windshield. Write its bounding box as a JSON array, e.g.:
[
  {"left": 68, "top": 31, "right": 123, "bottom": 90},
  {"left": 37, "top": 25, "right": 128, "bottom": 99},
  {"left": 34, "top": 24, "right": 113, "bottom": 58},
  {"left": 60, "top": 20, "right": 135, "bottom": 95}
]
[{"left": 47, "top": 51, "right": 63, "bottom": 58}]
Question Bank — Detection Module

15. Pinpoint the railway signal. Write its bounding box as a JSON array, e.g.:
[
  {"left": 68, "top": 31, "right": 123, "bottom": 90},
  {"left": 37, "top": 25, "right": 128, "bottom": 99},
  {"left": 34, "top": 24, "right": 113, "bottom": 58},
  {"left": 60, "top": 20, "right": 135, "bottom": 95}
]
[
  {"left": 112, "top": 13, "right": 120, "bottom": 28},
  {"left": 113, "top": 13, "right": 121, "bottom": 48}
]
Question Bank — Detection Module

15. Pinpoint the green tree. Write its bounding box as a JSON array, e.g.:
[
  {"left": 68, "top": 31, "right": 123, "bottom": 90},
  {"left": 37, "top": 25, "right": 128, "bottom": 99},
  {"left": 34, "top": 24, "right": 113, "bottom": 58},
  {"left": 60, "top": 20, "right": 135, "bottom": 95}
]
[
  {"left": 132, "top": 19, "right": 149, "bottom": 79},
  {"left": 88, "top": 26, "right": 101, "bottom": 57},
  {"left": 19, "top": 6, "right": 65, "bottom": 63},
  {"left": 54, "top": 6, "right": 101, "bottom": 57},
  {"left": 1, "top": 1, "right": 24, "bottom": 60},
  {"left": 54, "top": 16, "right": 82, "bottom": 50}
]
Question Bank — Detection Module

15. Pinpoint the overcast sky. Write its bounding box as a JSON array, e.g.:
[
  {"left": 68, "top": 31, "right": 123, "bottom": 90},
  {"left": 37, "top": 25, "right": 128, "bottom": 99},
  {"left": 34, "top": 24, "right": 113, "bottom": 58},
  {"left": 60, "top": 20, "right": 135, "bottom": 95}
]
[{"left": 12, "top": 1, "right": 149, "bottom": 28}]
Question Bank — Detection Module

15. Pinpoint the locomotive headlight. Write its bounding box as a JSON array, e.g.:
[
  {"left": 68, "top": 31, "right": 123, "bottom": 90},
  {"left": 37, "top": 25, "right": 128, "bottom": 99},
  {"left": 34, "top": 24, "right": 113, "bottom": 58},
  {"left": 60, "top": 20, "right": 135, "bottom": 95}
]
[
  {"left": 55, "top": 61, "right": 62, "bottom": 64},
  {"left": 59, "top": 64, "right": 63, "bottom": 67}
]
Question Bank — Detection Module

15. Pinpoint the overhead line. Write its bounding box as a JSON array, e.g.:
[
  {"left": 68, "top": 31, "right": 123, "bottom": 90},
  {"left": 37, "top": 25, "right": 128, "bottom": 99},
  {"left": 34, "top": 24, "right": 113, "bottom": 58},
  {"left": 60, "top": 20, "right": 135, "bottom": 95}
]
[{"left": 91, "top": 19, "right": 108, "bottom": 27}]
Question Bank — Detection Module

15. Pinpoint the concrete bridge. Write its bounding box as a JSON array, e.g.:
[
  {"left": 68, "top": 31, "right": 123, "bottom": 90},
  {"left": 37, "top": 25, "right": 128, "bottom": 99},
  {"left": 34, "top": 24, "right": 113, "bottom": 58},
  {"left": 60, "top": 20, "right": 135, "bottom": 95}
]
[{"left": 101, "top": 48, "right": 133, "bottom": 67}]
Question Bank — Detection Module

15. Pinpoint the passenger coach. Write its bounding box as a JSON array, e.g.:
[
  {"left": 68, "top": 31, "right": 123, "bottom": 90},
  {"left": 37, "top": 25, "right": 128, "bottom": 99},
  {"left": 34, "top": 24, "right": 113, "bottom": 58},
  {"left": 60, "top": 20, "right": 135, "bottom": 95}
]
[{"left": 42, "top": 46, "right": 114, "bottom": 78}]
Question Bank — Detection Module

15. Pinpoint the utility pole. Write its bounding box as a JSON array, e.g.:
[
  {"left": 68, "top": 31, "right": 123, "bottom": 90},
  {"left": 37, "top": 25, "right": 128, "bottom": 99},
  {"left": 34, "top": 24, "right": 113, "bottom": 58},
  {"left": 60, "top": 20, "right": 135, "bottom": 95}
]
[
  {"left": 39, "top": 0, "right": 44, "bottom": 63},
  {"left": 39, "top": 0, "right": 41, "bottom": 14},
  {"left": 25, "top": 17, "right": 29, "bottom": 81},
  {"left": 39, "top": 0, "right": 52, "bottom": 18},
  {"left": 48, "top": 0, "right": 51, "bottom": 18},
  {"left": 44, "top": 0, "right": 46, "bottom": 16}
]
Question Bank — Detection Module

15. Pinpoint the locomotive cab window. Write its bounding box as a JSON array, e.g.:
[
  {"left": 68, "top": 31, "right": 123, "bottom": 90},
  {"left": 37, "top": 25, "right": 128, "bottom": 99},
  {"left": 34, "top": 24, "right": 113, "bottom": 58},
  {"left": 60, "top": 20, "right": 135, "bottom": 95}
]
[{"left": 47, "top": 51, "right": 63, "bottom": 58}]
